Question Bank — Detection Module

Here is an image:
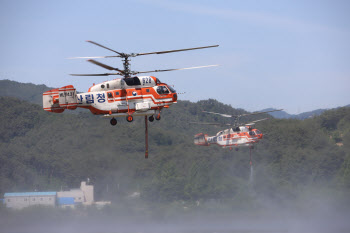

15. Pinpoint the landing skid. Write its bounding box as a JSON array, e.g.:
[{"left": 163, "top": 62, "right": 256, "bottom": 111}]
[
  {"left": 149, "top": 115, "right": 154, "bottom": 122},
  {"left": 110, "top": 118, "right": 117, "bottom": 126},
  {"left": 126, "top": 115, "right": 133, "bottom": 122},
  {"left": 103, "top": 109, "right": 156, "bottom": 118}
]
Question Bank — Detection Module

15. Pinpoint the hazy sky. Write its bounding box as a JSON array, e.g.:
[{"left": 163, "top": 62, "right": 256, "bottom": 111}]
[{"left": 0, "top": 0, "right": 349, "bottom": 114}]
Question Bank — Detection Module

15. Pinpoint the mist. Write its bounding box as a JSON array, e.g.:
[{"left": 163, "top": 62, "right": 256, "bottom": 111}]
[{"left": 2, "top": 167, "right": 350, "bottom": 233}]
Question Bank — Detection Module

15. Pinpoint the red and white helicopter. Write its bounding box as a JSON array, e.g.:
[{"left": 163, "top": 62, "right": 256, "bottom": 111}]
[
  {"left": 43, "top": 41, "right": 218, "bottom": 158},
  {"left": 192, "top": 109, "right": 283, "bottom": 150}
]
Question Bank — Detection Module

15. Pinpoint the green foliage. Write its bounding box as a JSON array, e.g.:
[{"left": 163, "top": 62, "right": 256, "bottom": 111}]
[
  {"left": 0, "top": 80, "right": 52, "bottom": 106},
  {"left": 0, "top": 91, "right": 350, "bottom": 209}
]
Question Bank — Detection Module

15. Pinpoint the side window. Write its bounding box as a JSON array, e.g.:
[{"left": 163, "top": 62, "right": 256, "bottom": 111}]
[
  {"left": 146, "top": 89, "right": 150, "bottom": 93},
  {"left": 107, "top": 92, "right": 113, "bottom": 98},
  {"left": 162, "top": 86, "right": 169, "bottom": 94},
  {"left": 107, "top": 83, "right": 110, "bottom": 88},
  {"left": 157, "top": 86, "right": 170, "bottom": 94},
  {"left": 115, "top": 91, "right": 120, "bottom": 96}
]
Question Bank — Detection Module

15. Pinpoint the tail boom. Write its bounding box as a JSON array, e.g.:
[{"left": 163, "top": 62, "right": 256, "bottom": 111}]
[
  {"left": 43, "top": 85, "right": 78, "bottom": 113},
  {"left": 194, "top": 133, "right": 210, "bottom": 146}
]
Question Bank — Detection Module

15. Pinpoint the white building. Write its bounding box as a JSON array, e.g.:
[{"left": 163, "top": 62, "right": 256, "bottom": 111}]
[
  {"left": 57, "top": 181, "right": 94, "bottom": 207},
  {"left": 3, "top": 181, "right": 102, "bottom": 209},
  {"left": 4, "top": 192, "right": 56, "bottom": 209}
]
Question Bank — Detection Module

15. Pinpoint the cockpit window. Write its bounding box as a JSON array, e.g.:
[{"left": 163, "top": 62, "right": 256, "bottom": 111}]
[
  {"left": 233, "top": 127, "right": 240, "bottom": 132},
  {"left": 168, "top": 85, "right": 176, "bottom": 93},
  {"left": 216, "top": 131, "right": 223, "bottom": 136},
  {"left": 156, "top": 86, "right": 170, "bottom": 94},
  {"left": 249, "top": 131, "right": 256, "bottom": 136},
  {"left": 125, "top": 77, "right": 141, "bottom": 86},
  {"left": 256, "top": 130, "right": 262, "bottom": 134}
]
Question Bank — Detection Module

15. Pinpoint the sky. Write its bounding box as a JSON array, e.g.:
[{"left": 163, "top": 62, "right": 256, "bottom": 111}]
[{"left": 0, "top": 0, "right": 349, "bottom": 114}]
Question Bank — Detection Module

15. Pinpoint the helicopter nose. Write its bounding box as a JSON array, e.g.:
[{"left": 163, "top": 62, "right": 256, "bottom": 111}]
[{"left": 172, "top": 93, "right": 178, "bottom": 102}]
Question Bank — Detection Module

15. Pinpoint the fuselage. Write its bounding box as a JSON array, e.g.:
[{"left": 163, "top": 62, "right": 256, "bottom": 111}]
[
  {"left": 78, "top": 76, "right": 177, "bottom": 116},
  {"left": 194, "top": 126, "right": 263, "bottom": 148},
  {"left": 43, "top": 76, "right": 178, "bottom": 118}
]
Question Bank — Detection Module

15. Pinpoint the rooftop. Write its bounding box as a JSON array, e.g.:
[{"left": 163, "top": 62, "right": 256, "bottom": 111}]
[{"left": 4, "top": 192, "right": 57, "bottom": 197}]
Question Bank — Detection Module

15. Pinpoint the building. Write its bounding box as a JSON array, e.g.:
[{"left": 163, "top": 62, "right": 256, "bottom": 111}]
[
  {"left": 3, "top": 180, "right": 104, "bottom": 209},
  {"left": 57, "top": 181, "right": 94, "bottom": 208},
  {"left": 4, "top": 192, "right": 56, "bottom": 209}
]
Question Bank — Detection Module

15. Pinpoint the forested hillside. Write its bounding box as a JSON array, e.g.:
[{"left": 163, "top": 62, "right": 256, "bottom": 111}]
[
  {"left": 1, "top": 93, "right": 349, "bottom": 210},
  {"left": 0, "top": 80, "right": 51, "bottom": 105},
  {"left": 263, "top": 107, "right": 329, "bottom": 119}
]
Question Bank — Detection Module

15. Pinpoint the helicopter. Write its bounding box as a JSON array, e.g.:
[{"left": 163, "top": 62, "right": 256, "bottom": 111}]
[
  {"left": 192, "top": 109, "right": 283, "bottom": 151},
  {"left": 42, "top": 41, "right": 219, "bottom": 158}
]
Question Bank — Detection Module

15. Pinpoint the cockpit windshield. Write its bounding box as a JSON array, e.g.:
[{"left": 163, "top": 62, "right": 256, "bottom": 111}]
[
  {"left": 168, "top": 85, "right": 176, "bottom": 93},
  {"left": 249, "top": 131, "right": 256, "bottom": 136},
  {"left": 156, "top": 85, "right": 170, "bottom": 94},
  {"left": 256, "top": 130, "right": 262, "bottom": 135}
]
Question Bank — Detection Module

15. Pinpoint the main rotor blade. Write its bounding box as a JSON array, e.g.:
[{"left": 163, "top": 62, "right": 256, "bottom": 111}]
[
  {"left": 191, "top": 118, "right": 269, "bottom": 128},
  {"left": 87, "top": 59, "right": 124, "bottom": 72},
  {"left": 245, "top": 118, "right": 268, "bottom": 126},
  {"left": 190, "top": 122, "right": 232, "bottom": 126},
  {"left": 238, "top": 109, "right": 284, "bottom": 118},
  {"left": 67, "top": 56, "right": 121, "bottom": 59},
  {"left": 202, "top": 109, "right": 283, "bottom": 119},
  {"left": 70, "top": 73, "right": 122, "bottom": 76},
  {"left": 134, "top": 65, "right": 219, "bottom": 75},
  {"left": 86, "top": 40, "right": 124, "bottom": 56},
  {"left": 202, "top": 111, "right": 232, "bottom": 118},
  {"left": 136, "top": 45, "right": 219, "bottom": 56}
]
